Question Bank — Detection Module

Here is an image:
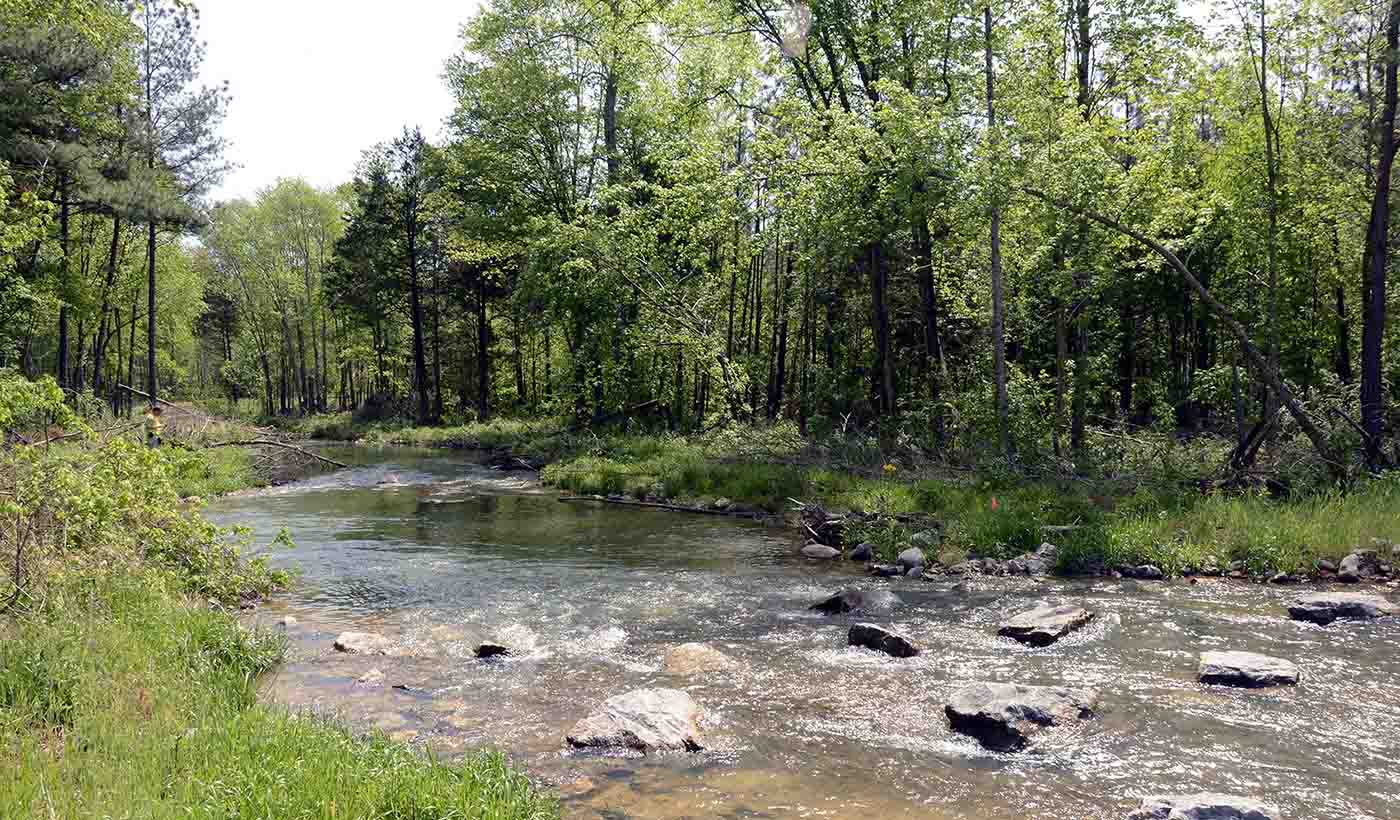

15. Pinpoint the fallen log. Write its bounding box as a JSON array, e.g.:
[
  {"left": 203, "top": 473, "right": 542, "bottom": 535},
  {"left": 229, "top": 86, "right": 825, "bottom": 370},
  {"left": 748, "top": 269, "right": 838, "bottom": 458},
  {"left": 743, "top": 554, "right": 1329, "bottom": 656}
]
[
  {"left": 205, "top": 439, "right": 350, "bottom": 469},
  {"left": 557, "top": 494, "right": 769, "bottom": 517}
]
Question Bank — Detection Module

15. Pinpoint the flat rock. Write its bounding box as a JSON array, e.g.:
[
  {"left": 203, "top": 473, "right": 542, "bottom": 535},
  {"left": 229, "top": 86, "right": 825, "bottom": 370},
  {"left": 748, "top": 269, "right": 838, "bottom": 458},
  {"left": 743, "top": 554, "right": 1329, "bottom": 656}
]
[
  {"left": 1127, "top": 793, "right": 1281, "bottom": 819},
  {"left": 662, "top": 642, "right": 736, "bottom": 675},
  {"left": 998, "top": 604, "right": 1094, "bottom": 647},
  {"left": 810, "top": 588, "right": 900, "bottom": 615},
  {"left": 848, "top": 622, "right": 920, "bottom": 657},
  {"left": 1197, "top": 651, "right": 1299, "bottom": 688},
  {"left": 476, "top": 643, "right": 511, "bottom": 659},
  {"left": 1287, "top": 591, "right": 1399, "bottom": 625},
  {"left": 333, "top": 631, "right": 393, "bottom": 655},
  {"left": 565, "top": 688, "right": 703, "bottom": 753},
  {"left": 868, "top": 563, "right": 902, "bottom": 577},
  {"left": 802, "top": 543, "right": 841, "bottom": 559},
  {"left": 944, "top": 681, "right": 1098, "bottom": 751}
]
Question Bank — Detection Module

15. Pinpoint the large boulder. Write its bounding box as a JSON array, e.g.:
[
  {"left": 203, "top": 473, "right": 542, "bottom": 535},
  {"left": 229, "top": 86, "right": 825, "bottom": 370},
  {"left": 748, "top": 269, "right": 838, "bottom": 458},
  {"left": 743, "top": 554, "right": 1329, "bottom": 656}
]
[
  {"left": 847, "top": 542, "right": 874, "bottom": 562},
  {"left": 897, "top": 547, "right": 927, "bottom": 570},
  {"left": 1127, "top": 794, "right": 1280, "bottom": 820},
  {"left": 1197, "top": 651, "right": 1299, "bottom": 688},
  {"left": 801, "top": 543, "right": 841, "bottom": 560},
  {"left": 1338, "top": 549, "right": 1382, "bottom": 583},
  {"left": 909, "top": 530, "right": 940, "bottom": 550},
  {"left": 944, "top": 681, "right": 1098, "bottom": 752},
  {"left": 332, "top": 631, "right": 393, "bottom": 655},
  {"left": 810, "top": 588, "right": 900, "bottom": 616},
  {"left": 565, "top": 688, "right": 704, "bottom": 753},
  {"left": 662, "top": 643, "right": 737, "bottom": 675},
  {"left": 1018, "top": 542, "right": 1060, "bottom": 576},
  {"left": 848, "top": 623, "right": 921, "bottom": 658},
  {"left": 998, "top": 604, "right": 1095, "bottom": 647},
  {"left": 1287, "top": 591, "right": 1399, "bottom": 625}
]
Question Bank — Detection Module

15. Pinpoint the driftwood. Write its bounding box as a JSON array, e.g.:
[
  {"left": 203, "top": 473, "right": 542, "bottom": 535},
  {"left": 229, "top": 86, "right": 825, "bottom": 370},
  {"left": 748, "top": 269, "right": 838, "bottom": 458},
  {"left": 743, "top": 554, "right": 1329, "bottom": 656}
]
[{"left": 206, "top": 439, "right": 350, "bottom": 469}]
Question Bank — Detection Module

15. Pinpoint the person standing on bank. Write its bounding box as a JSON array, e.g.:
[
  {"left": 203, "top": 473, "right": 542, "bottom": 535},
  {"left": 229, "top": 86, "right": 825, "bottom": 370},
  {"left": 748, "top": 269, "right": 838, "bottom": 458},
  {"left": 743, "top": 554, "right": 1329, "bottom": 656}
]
[{"left": 144, "top": 405, "right": 164, "bottom": 448}]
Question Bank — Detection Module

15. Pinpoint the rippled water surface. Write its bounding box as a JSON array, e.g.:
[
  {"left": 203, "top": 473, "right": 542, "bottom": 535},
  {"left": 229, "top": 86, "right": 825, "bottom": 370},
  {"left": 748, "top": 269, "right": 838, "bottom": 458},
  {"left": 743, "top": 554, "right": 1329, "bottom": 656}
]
[{"left": 210, "top": 448, "right": 1400, "bottom": 819}]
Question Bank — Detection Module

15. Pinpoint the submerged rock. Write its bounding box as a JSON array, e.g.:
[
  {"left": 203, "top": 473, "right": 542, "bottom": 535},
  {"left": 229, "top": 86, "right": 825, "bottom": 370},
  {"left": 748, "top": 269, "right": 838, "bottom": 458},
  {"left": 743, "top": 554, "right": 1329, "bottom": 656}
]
[
  {"left": 662, "top": 642, "right": 736, "bottom": 675},
  {"left": 848, "top": 542, "right": 874, "bottom": 562},
  {"left": 354, "top": 668, "right": 385, "bottom": 686},
  {"left": 1127, "top": 793, "right": 1281, "bottom": 820},
  {"left": 333, "top": 631, "right": 393, "bottom": 655},
  {"left": 810, "top": 588, "right": 900, "bottom": 615},
  {"left": 565, "top": 688, "right": 703, "bottom": 753},
  {"left": 1287, "top": 591, "right": 1399, "bottom": 625},
  {"left": 868, "top": 563, "right": 903, "bottom": 577},
  {"left": 1197, "top": 651, "right": 1300, "bottom": 688},
  {"left": 847, "top": 622, "right": 921, "bottom": 657},
  {"left": 476, "top": 643, "right": 512, "bottom": 660},
  {"left": 944, "top": 681, "right": 1098, "bottom": 752},
  {"left": 998, "top": 604, "right": 1095, "bottom": 647},
  {"left": 801, "top": 543, "right": 841, "bottom": 560}
]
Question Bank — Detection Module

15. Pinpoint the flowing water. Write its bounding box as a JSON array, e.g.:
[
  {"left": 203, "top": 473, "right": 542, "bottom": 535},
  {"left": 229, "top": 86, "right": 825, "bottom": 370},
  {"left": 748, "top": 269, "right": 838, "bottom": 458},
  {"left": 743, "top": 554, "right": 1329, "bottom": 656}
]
[{"left": 210, "top": 447, "right": 1400, "bottom": 820}]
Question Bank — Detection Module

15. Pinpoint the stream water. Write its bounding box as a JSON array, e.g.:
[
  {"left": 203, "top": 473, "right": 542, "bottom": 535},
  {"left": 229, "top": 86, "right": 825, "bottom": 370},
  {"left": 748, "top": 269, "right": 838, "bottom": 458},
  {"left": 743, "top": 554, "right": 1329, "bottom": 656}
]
[{"left": 210, "top": 447, "right": 1400, "bottom": 819}]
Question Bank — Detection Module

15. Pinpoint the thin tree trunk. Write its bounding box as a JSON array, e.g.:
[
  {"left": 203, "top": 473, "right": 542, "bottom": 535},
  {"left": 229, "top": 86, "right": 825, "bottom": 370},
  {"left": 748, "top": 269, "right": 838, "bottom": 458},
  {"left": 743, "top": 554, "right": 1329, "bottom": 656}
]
[
  {"left": 1361, "top": 0, "right": 1399, "bottom": 467},
  {"left": 985, "top": 4, "right": 1010, "bottom": 459}
]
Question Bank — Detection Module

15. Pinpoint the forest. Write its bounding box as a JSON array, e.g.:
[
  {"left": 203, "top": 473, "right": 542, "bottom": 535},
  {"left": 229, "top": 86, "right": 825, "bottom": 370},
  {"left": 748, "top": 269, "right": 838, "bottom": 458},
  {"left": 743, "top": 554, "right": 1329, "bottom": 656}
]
[{"left": 4, "top": 0, "right": 1400, "bottom": 483}]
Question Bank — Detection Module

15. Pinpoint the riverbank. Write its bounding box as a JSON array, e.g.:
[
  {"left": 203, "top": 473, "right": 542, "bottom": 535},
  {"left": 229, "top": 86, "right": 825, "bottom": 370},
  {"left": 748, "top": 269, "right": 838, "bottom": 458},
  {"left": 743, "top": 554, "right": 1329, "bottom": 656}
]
[
  {"left": 255, "top": 411, "right": 1400, "bottom": 580},
  {"left": 0, "top": 384, "right": 558, "bottom": 819}
]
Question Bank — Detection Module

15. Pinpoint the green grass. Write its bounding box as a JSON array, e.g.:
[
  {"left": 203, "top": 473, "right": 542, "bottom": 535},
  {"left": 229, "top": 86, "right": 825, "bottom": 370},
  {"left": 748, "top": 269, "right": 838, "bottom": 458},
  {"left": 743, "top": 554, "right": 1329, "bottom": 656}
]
[
  {"left": 166, "top": 444, "right": 263, "bottom": 498},
  {"left": 0, "top": 575, "right": 559, "bottom": 819}
]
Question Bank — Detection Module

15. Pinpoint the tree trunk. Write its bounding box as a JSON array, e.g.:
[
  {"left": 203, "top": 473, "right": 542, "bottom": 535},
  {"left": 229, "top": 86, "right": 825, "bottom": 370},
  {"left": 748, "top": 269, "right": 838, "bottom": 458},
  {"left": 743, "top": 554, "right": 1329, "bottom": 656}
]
[
  {"left": 1361, "top": 0, "right": 1399, "bottom": 468},
  {"left": 985, "top": 5, "right": 1010, "bottom": 459}
]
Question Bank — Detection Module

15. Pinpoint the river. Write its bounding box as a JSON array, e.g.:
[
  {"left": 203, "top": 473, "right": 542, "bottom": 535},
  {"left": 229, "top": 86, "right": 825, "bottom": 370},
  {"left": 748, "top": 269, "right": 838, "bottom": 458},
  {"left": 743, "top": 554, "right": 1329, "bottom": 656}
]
[{"left": 209, "top": 446, "right": 1400, "bottom": 819}]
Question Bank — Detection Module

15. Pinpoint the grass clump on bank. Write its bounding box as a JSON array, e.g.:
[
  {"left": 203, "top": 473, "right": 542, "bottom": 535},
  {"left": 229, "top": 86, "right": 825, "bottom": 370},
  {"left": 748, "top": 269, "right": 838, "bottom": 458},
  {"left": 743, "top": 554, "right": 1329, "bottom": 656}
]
[
  {"left": 1, "top": 374, "right": 558, "bottom": 820},
  {"left": 0, "top": 577, "right": 557, "bottom": 819}
]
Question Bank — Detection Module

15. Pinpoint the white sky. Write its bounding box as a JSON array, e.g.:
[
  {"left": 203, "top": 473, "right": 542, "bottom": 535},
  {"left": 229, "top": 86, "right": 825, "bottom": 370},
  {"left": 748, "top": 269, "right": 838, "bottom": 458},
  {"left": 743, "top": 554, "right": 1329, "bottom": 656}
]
[{"left": 196, "top": 0, "right": 481, "bottom": 203}]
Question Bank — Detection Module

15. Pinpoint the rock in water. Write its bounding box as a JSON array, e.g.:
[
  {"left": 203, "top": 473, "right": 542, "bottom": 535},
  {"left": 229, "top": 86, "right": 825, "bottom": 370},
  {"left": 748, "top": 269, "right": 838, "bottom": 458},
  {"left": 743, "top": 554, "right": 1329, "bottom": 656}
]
[
  {"left": 998, "top": 604, "right": 1095, "bottom": 647},
  {"left": 848, "top": 542, "right": 874, "bottom": 562},
  {"left": 565, "top": 688, "right": 703, "bottom": 753},
  {"left": 1127, "top": 794, "right": 1281, "bottom": 820},
  {"left": 802, "top": 543, "right": 841, "bottom": 560},
  {"left": 944, "top": 681, "right": 1098, "bottom": 751},
  {"left": 847, "top": 623, "right": 921, "bottom": 657},
  {"left": 333, "top": 631, "right": 393, "bottom": 655},
  {"left": 476, "top": 643, "right": 511, "bottom": 659},
  {"left": 1197, "top": 651, "right": 1299, "bottom": 688},
  {"left": 810, "top": 588, "right": 901, "bottom": 615},
  {"left": 868, "top": 563, "right": 903, "bottom": 577},
  {"left": 1287, "top": 591, "right": 1399, "bottom": 625},
  {"left": 662, "top": 643, "right": 736, "bottom": 675}
]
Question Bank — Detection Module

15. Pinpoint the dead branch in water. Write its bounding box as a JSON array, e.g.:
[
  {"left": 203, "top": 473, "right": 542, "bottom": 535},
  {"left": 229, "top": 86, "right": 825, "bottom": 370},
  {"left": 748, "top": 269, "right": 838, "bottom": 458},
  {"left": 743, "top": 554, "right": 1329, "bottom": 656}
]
[{"left": 205, "top": 439, "right": 350, "bottom": 469}]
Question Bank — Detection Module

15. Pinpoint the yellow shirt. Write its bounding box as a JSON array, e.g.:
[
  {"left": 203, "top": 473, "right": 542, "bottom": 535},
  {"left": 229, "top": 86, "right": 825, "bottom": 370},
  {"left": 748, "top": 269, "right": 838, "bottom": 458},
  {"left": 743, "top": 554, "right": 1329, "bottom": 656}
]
[{"left": 144, "top": 412, "right": 163, "bottom": 437}]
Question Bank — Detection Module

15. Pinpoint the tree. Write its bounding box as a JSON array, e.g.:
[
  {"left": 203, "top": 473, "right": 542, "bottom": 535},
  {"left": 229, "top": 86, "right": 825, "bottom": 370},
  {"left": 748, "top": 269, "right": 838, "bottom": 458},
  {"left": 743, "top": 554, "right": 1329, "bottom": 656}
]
[{"left": 134, "top": 0, "right": 227, "bottom": 403}]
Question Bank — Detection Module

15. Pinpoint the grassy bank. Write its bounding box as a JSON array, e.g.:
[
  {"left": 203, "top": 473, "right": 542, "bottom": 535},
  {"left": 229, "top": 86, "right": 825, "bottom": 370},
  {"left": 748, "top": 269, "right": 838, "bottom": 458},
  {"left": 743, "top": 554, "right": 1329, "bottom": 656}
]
[
  {"left": 1, "top": 376, "right": 558, "bottom": 820},
  {"left": 0, "top": 577, "right": 557, "bottom": 818},
  {"left": 267, "top": 409, "right": 1400, "bottom": 578}
]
